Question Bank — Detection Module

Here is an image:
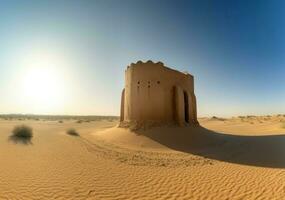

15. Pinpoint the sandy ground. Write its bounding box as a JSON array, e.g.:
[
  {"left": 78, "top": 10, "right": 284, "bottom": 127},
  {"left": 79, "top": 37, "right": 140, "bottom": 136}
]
[{"left": 1, "top": 116, "right": 285, "bottom": 199}]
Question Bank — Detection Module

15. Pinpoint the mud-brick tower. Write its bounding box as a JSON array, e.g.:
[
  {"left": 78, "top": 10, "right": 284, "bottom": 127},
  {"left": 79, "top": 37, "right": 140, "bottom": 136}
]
[{"left": 120, "top": 60, "right": 198, "bottom": 127}]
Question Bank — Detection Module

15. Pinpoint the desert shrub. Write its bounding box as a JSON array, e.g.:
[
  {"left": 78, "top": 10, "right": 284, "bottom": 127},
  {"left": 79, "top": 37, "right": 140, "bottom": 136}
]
[
  {"left": 76, "top": 120, "right": 83, "bottom": 123},
  {"left": 58, "top": 120, "right": 63, "bottom": 123},
  {"left": 66, "top": 129, "right": 79, "bottom": 136},
  {"left": 12, "top": 125, "right": 33, "bottom": 139},
  {"left": 211, "top": 116, "right": 225, "bottom": 121}
]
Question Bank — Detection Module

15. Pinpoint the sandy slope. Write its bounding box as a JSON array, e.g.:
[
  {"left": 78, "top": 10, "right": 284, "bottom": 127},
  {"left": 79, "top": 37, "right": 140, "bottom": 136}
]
[{"left": 1, "top": 116, "right": 285, "bottom": 199}]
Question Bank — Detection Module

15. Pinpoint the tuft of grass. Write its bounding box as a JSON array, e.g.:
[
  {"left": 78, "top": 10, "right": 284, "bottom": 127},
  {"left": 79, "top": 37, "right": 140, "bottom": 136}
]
[
  {"left": 66, "top": 128, "right": 79, "bottom": 136},
  {"left": 12, "top": 125, "right": 33, "bottom": 139},
  {"left": 58, "top": 120, "right": 63, "bottom": 123},
  {"left": 281, "top": 122, "right": 285, "bottom": 129}
]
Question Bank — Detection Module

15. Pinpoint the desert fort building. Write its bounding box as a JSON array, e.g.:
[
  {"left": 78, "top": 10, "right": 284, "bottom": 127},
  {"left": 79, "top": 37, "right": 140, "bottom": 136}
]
[{"left": 120, "top": 60, "right": 198, "bottom": 127}]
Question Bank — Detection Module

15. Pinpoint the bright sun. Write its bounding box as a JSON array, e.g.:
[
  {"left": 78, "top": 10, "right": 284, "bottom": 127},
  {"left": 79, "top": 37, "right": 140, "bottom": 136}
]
[{"left": 18, "top": 52, "right": 68, "bottom": 113}]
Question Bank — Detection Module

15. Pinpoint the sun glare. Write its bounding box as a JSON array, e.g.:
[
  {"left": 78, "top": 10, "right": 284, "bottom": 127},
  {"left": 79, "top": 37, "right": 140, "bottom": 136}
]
[{"left": 18, "top": 52, "right": 68, "bottom": 113}]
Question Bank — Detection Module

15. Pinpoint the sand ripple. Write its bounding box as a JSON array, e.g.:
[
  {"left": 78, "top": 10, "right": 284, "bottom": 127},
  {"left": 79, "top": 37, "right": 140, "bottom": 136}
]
[{"left": 0, "top": 120, "right": 285, "bottom": 199}]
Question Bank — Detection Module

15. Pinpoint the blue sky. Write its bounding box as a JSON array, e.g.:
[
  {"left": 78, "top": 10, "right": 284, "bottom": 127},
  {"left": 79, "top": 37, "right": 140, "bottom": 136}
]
[{"left": 0, "top": 0, "right": 285, "bottom": 117}]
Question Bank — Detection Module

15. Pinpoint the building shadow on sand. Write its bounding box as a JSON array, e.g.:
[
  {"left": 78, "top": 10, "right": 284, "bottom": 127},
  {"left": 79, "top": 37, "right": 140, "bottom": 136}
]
[
  {"left": 8, "top": 135, "right": 33, "bottom": 145},
  {"left": 134, "top": 126, "right": 285, "bottom": 168}
]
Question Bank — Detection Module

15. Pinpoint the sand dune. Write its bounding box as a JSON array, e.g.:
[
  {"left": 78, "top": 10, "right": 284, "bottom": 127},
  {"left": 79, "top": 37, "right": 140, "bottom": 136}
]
[{"left": 0, "top": 116, "right": 285, "bottom": 199}]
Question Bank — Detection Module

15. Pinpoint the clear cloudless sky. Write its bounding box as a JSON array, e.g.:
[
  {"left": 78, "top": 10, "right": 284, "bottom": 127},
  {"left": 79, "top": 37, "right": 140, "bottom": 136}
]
[{"left": 0, "top": 0, "right": 285, "bottom": 117}]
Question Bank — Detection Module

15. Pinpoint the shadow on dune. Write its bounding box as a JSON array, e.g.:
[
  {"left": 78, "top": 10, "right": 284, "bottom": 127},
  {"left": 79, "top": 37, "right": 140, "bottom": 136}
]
[
  {"left": 134, "top": 126, "right": 285, "bottom": 168},
  {"left": 8, "top": 135, "right": 33, "bottom": 145}
]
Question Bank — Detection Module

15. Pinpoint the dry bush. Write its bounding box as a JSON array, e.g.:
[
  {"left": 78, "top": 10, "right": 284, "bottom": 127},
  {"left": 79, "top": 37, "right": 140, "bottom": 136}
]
[
  {"left": 66, "top": 129, "right": 79, "bottom": 136},
  {"left": 12, "top": 125, "right": 33, "bottom": 139}
]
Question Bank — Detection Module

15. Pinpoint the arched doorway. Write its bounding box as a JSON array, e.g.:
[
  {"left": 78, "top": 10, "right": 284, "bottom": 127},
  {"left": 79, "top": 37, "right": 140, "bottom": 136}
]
[{"left": 183, "top": 91, "right": 189, "bottom": 123}]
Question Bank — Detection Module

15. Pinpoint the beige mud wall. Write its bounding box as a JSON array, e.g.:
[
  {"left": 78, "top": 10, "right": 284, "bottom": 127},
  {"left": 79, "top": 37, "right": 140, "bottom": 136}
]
[{"left": 120, "top": 60, "right": 198, "bottom": 126}]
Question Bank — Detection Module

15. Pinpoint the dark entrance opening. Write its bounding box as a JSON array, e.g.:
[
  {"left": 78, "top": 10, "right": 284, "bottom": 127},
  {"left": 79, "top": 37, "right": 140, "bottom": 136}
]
[{"left": 183, "top": 91, "right": 189, "bottom": 123}]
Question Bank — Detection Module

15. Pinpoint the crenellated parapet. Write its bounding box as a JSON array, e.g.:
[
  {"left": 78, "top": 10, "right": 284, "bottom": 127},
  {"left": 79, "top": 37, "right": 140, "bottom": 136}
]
[{"left": 127, "top": 60, "right": 164, "bottom": 69}]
